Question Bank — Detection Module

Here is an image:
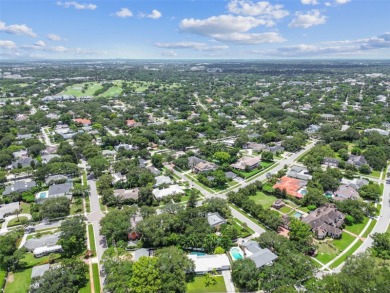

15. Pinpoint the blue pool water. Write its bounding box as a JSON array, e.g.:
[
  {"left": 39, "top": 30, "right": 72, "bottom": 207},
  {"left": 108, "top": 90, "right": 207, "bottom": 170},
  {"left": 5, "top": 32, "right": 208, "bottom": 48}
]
[
  {"left": 300, "top": 189, "right": 308, "bottom": 195},
  {"left": 39, "top": 192, "right": 47, "bottom": 199},
  {"left": 190, "top": 252, "right": 206, "bottom": 256},
  {"left": 230, "top": 247, "right": 243, "bottom": 260},
  {"left": 293, "top": 212, "right": 303, "bottom": 218}
]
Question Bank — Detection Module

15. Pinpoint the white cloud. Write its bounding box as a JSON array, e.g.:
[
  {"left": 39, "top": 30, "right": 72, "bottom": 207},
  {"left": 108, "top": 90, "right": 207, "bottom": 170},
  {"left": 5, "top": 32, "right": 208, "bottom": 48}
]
[
  {"left": 115, "top": 8, "right": 133, "bottom": 18},
  {"left": 179, "top": 15, "right": 284, "bottom": 44},
  {"left": 335, "top": 0, "right": 351, "bottom": 4},
  {"left": 0, "top": 21, "right": 37, "bottom": 37},
  {"left": 139, "top": 9, "right": 162, "bottom": 19},
  {"left": 34, "top": 40, "right": 46, "bottom": 47},
  {"left": 155, "top": 42, "right": 228, "bottom": 51},
  {"left": 47, "top": 33, "right": 62, "bottom": 41},
  {"left": 250, "top": 32, "right": 390, "bottom": 57},
  {"left": 227, "top": 0, "right": 289, "bottom": 19},
  {"left": 289, "top": 10, "right": 327, "bottom": 28},
  {"left": 301, "top": 0, "right": 319, "bottom": 5},
  {"left": 57, "top": 1, "right": 97, "bottom": 10},
  {"left": 161, "top": 50, "right": 177, "bottom": 57},
  {"left": 0, "top": 40, "right": 17, "bottom": 49}
]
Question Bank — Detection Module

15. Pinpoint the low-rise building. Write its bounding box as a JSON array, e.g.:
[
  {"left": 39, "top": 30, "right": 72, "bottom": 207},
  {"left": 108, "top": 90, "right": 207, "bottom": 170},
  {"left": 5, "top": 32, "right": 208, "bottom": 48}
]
[
  {"left": 154, "top": 175, "right": 172, "bottom": 187},
  {"left": 74, "top": 118, "right": 91, "bottom": 126},
  {"left": 302, "top": 204, "right": 345, "bottom": 239},
  {"left": 241, "top": 241, "right": 278, "bottom": 268},
  {"left": 207, "top": 212, "right": 227, "bottom": 229},
  {"left": 188, "top": 156, "right": 217, "bottom": 173},
  {"left": 347, "top": 155, "right": 368, "bottom": 168},
  {"left": 0, "top": 202, "right": 20, "bottom": 221},
  {"left": 153, "top": 185, "right": 184, "bottom": 199},
  {"left": 113, "top": 188, "right": 140, "bottom": 202},
  {"left": 333, "top": 184, "right": 360, "bottom": 201},
  {"left": 188, "top": 254, "right": 230, "bottom": 274},
  {"left": 273, "top": 176, "right": 308, "bottom": 199},
  {"left": 3, "top": 180, "right": 36, "bottom": 196},
  {"left": 323, "top": 157, "right": 340, "bottom": 167},
  {"left": 231, "top": 156, "right": 261, "bottom": 171},
  {"left": 287, "top": 165, "right": 312, "bottom": 181}
]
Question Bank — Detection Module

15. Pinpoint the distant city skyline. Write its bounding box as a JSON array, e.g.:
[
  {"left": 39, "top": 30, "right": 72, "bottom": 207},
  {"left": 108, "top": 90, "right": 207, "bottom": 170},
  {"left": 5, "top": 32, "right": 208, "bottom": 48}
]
[{"left": 1, "top": 0, "right": 390, "bottom": 59}]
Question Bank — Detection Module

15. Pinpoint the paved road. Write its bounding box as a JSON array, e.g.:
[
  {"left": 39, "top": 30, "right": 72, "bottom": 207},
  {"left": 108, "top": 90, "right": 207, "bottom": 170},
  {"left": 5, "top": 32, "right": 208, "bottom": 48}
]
[
  {"left": 230, "top": 206, "right": 265, "bottom": 235},
  {"left": 0, "top": 213, "right": 32, "bottom": 235},
  {"left": 41, "top": 127, "right": 57, "bottom": 147}
]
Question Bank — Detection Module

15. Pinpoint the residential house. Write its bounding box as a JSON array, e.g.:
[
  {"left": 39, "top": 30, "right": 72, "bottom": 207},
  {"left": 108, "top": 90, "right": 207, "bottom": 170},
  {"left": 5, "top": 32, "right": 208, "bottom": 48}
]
[
  {"left": 31, "top": 264, "right": 50, "bottom": 279},
  {"left": 45, "top": 175, "right": 68, "bottom": 185},
  {"left": 320, "top": 114, "right": 337, "bottom": 121},
  {"left": 225, "top": 171, "right": 237, "bottom": 180},
  {"left": 273, "top": 176, "right": 308, "bottom": 199},
  {"left": 188, "top": 156, "right": 217, "bottom": 173},
  {"left": 12, "top": 157, "right": 37, "bottom": 169},
  {"left": 126, "top": 119, "right": 142, "bottom": 127},
  {"left": 347, "top": 155, "right": 368, "bottom": 168},
  {"left": 154, "top": 175, "right": 172, "bottom": 187},
  {"left": 0, "top": 202, "right": 20, "bottom": 221},
  {"left": 113, "top": 188, "right": 140, "bottom": 202},
  {"left": 302, "top": 204, "right": 345, "bottom": 239},
  {"left": 102, "top": 150, "right": 117, "bottom": 157},
  {"left": 152, "top": 185, "right": 184, "bottom": 199},
  {"left": 188, "top": 254, "right": 230, "bottom": 274},
  {"left": 3, "top": 180, "right": 36, "bottom": 196},
  {"left": 147, "top": 166, "right": 161, "bottom": 176},
  {"left": 13, "top": 149, "right": 28, "bottom": 159},
  {"left": 133, "top": 248, "right": 150, "bottom": 261},
  {"left": 41, "top": 154, "right": 60, "bottom": 164},
  {"left": 17, "top": 134, "right": 33, "bottom": 140},
  {"left": 207, "top": 212, "right": 227, "bottom": 229},
  {"left": 36, "top": 182, "right": 73, "bottom": 203},
  {"left": 231, "top": 156, "right": 261, "bottom": 171},
  {"left": 73, "top": 118, "right": 91, "bottom": 126},
  {"left": 24, "top": 233, "right": 60, "bottom": 252},
  {"left": 114, "top": 144, "right": 135, "bottom": 151},
  {"left": 333, "top": 184, "right": 360, "bottom": 201},
  {"left": 241, "top": 241, "right": 278, "bottom": 268},
  {"left": 287, "top": 165, "right": 312, "bottom": 181},
  {"left": 323, "top": 157, "right": 340, "bottom": 167},
  {"left": 34, "top": 245, "right": 63, "bottom": 258},
  {"left": 364, "top": 128, "right": 389, "bottom": 136}
]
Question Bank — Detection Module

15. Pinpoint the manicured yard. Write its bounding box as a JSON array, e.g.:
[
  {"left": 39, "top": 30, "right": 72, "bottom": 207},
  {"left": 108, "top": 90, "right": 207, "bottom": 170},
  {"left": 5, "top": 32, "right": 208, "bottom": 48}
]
[
  {"left": 92, "top": 263, "right": 101, "bottom": 293},
  {"left": 315, "top": 233, "right": 356, "bottom": 265},
  {"left": 7, "top": 216, "right": 29, "bottom": 227},
  {"left": 260, "top": 161, "right": 273, "bottom": 168},
  {"left": 61, "top": 82, "right": 103, "bottom": 97},
  {"left": 88, "top": 224, "right": 96, "bottom": 255},
  {"left": 297, "top": 206, "right": 310, "bottom": 213},
  {"left": 249, "top": 191, "right": 277, "bottom": 209},
  {"left": 85, "top": 196, "right": 91, "bottom": 213},
  {"left": 82, "top": 170, "right": 87, "bottom": 187},
  {"left": 234, "top": 217, "right": 255, "bottom": 234},
  {"left": 22, "top": 252, "right": 61, "bottom": 267},
  {"left": 279, "top": 206, "right": 293, "bottom": 214},
  {"left": 333, "top": 232, "right": 356, "bottom": 251},
  {"left": 330, "top": 239, "right": 363, "bottom": 269},
  {"left": 237, "top": 168, "right": 262, "bottom": 179},
  {"left": 186, "top": 275, "right": 226, "bottom": 293},
  {"left": 70, "top": 197, "right": 83, "bottom": 215},
  {"left": 4, "top": 268, "right": 32, "bottom": 293},
  {"left": 20, "top": 202, "right": 31, "bottom": 214},
  {"left": 362, "top": 219, "right": 377, "bottom": 238},
  {"left": 345, "top": 217, "right": 369, "bottom": 235}
]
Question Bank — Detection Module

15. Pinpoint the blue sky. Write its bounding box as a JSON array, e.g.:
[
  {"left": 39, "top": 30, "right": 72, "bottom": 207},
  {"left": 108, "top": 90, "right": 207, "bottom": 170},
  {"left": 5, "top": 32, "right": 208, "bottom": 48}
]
[{"left": 1, "top": 0, "right": 390, "bottom": 59}]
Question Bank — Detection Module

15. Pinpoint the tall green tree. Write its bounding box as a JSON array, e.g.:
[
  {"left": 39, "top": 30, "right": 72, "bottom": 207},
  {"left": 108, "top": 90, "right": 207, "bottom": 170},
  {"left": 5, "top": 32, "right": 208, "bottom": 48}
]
[
  {"left": 59, "top": 216, "right": 86, "bottom": 257},
  {"left": 130, "top": 256, "right": 161, "bottom": 293}
]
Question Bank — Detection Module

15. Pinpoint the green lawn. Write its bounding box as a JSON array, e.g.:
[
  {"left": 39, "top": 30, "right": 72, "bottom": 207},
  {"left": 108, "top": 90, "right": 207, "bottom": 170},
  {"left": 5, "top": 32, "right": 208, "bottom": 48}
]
[
  {"left": 78, "top": 270, "right": 91, "bottom": 293},
  {"left": 185, "top": 174, "right": 215, "bottom": 194},
  {"left": 85, "top": 196, "right": 91, "bottom": 213},
  {"left": 237, "top": 168, "right": 262, "bottom": 179},
  {"left": 0, "top": 270, "right": 6, "bottom": 290},
  {"left": 20, "top": 202, "right": 31, "bottom": 214},
  {"left": 362, "top": 219, "right": 377, "bottom": 238},
  {"left": 61, "top": 82, "right": 103, "bottom": 97},
  {"left": 233, "top": 217, "right": 255, "bottom": 234},
  {"left": 70, "top": 198, "right": 84, "bottom": 215},
  {"left": 330, "top": 239, "right": 363, "bottom": 269},
  {"left": 186, "top": 276, "right": 226, "bottom": 293},
  {"left": 22, "top": 252, "right": 61, "bottom": 267},
  {"left": 82, "top": 171, "right": 87, "bottom": 187},
  {"left": 4, "top": 268, "right": 32, "bottom": 293},
  {"left": 260, "top": 161, "right": 273, "bottom": 168},
  {"left": 249, "top": 191, "right": 277, "bottom": 209},
  {"left": 333, "top": 232, "right": 356, "bottom": 251},
  {"left": 92, "top": 263, "right": 101, "bottom": 293},
  {"left": 7, "top": 216, "right": 29, "bottom": 227},
  {"left": 88, "top": 224, "right": 96, "bottom": 255},
  {"left": 345, "top": 217, "right": 369, "bottom": 235},
  {"left": 279, "top": 206, "right": 293, "bottom": 214},
  {"left": 315, "top": 233, "right": 356, "bottom": 265},
  {"left": 297, "top": 206, "right": 310, "bottom": 213},
  {"left": 229, "top": 204, "right": 266, "bottom": 230}
]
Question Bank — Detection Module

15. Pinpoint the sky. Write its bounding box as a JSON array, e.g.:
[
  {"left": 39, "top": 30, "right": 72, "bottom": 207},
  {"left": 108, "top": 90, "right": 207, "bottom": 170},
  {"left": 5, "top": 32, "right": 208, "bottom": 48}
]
[{"left": 1, "top": 0, "right": 390, "bottom": 59}]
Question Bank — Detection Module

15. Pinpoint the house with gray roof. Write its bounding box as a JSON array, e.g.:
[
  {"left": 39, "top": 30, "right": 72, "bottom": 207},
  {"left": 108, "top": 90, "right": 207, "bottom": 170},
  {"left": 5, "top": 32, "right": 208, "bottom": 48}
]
[
  {"left": 0, "top": 202, "right": 20, "bottom": 221},
  {"left": 45, "top": 175, "right": 68, "bottom": 185},
  {"left": 287, "top": 166, "right": 312, "bottom": 181},
  {"left": 3, "top": 180, "right": 36, "bottom": 196},
  {"left": 333, "top": 184, "right": 360, "bottom": 201},
  {"left": 24, "top": 233, "right": 60, "bottom": 252},
  {"left": 12, "top": 157, "right": 37, "bottom": 169},
  {"left": 207, "top": 212, "right": 226, "bottom": 229},
  {"left": 323, "top": 157, "right": 340, "bottom": 167},
  {"left": 241, "top": 241, "right": 278, "bottom": 268},
  {"left": 154, "top": 175, "right": 172, "bottom": 187},
  {"left": 31, "top": 264, "right": 50, "bottom": 279},
  {"left": 347, "top": 155, "right": 368, "bottom": 168},
  {"left": 133, "top": 248, "right": 150, "bottom": 261},
  {"left": 41, "top": 154, "right": 60, "bottom": 164}
]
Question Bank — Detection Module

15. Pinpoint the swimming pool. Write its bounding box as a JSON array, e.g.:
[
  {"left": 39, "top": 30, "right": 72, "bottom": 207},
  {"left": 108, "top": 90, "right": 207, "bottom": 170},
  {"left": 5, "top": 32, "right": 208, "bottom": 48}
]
[
  {"left": 190, "top": 252, "right": 206, "bottom": 256},
  {"left": 293, "top": 211, "right": 303, "bottom": 218},
  {"left": 230, "top": 247, "right": 244, "bottom": 261},
  {"left": 35, "top": 191, "right": 48, "bottom": 201},
  {"left": 300, "top": 189, "right": 307, "bottom": 195}
]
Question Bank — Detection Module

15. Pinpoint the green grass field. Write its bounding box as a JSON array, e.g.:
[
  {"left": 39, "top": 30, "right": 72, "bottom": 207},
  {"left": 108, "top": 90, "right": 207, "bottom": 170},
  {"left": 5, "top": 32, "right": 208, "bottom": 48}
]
[
  {"left": 345, "top": 217, "right": 369, "bottom": 235},
  {"left": 88, "top": 224, "right": 96, "bottom": 255},
  {"left": 7, "top": 216, "right": 29, "bottom": 227},
  {"left": 362, "top": 219, "right": 377, "bottom": 238},
  {"left": 186, "top": 276, "right": 226, "bottom": 293},
  {"left": 20, "top": 202, "right": 31, "bottom": 214},
  {"left": 92, "top": 263, "right": 101, "bottom": 293},
  {"left": 61, "top": 82, "right": 103, "bottom": 97},
  {"left": 4, "top": 268, "right": 32, "bottom": 293},
  {"left": 279, "top": 206, "right": 293, "bottom": 214},
  {"left": 249, "top": 191, "right": 277, "bottom": 209},
  {"left": 315, "top": 233, "right": 357, "bottom": 265},
  {"left": 333, "top": 232, "right": 356, "bottom": 251},
  {"left": 330, "top": 239, "right": 363, "bottom": 269},
  {"left": 0, "top": 270, "right": 6, "bottom": 290}
]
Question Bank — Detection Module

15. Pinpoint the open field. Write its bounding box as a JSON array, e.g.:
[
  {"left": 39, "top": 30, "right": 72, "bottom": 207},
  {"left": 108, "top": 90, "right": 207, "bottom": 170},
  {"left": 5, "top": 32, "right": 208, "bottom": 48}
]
[
  {"left": 4, "top": 268, "right": 32, "bottom": 293},
  {"left": 344, "top": 217, "right": 369, "bottom": 235},
  {"left": 315, "top": 232, "right": 356, "bottom": 264},
  {"left": 249, "top": 191, "right": 277, "bottom": 209},
  {"left": 187, "top": 276, "right": 226, "bottom": 293},
  {"left": 61, "top": 82, "right": 103, "bottom": 97}
]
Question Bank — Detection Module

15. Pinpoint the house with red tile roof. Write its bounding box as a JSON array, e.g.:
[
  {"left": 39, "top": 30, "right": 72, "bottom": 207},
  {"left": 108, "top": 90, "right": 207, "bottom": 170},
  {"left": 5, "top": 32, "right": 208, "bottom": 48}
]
[
  {"left": 273, "top": 176, "right": 307, "bottom": 199},
  {"left": 126, "top": 119, "right": 142, "bottom": 127},
  {"left": 73, "top": 118, "right": 91, "bottom": 126}
]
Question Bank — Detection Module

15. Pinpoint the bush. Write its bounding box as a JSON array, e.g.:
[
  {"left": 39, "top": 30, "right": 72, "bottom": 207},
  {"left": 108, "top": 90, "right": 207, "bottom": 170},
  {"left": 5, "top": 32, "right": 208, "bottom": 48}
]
[{"left": 307, "top": 205, "right": 317, "bottom": 211}]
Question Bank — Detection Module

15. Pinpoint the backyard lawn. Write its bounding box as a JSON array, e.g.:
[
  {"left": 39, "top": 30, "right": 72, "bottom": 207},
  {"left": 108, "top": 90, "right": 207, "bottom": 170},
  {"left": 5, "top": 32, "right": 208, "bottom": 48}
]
[
  {"left": 344, "top": 217, "right": 369, "bottom": 235},
  {"left": 20, "top": 202, "right": 31, "bottom": 214},
  {"left": 186, "top": 276, "right": 226, "bottom": 293},
  {"left": 279, "top": 206, "right": 293, "bottom": 214},
  {"left": 249, "top": 191, "right": 277, "bottom": 209},
  {"left": 4, "top": 268, "right": 32, "bottom": 293},
  {"left": 333, "top": 232, "right": 356, "bottom": 251}
]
